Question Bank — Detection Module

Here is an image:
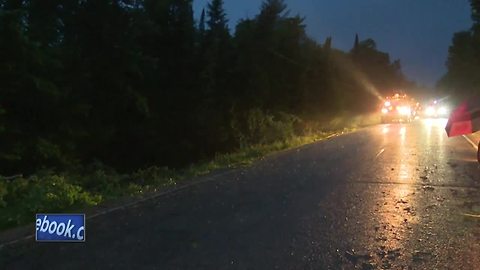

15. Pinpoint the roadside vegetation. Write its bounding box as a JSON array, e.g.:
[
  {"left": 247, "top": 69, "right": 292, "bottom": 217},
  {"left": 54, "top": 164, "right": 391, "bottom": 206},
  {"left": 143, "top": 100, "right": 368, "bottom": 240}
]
[
  {"left": 0, "top": 0, "right": 410, "bottom": 230},
  {"left": 0, "top": 112, "right": 377, "bottom": 231}
]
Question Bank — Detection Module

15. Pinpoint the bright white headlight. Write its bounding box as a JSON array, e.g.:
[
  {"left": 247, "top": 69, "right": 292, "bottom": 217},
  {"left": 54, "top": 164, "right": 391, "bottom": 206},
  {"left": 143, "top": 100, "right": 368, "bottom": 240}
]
[
  {"left": 438, "top": 107, "right": 448, "bottom": 115},
  {"left": 425, "top": 106, "right": 435, "bottom": 116}
]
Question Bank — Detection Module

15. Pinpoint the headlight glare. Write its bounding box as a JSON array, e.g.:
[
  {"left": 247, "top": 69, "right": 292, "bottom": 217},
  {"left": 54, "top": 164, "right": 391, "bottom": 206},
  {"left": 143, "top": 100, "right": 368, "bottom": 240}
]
[
  {"left": 438, "top": 107, "right": 448, "bottom": 115},
  {"left": 398, "top": 106, "right": 411, "bottom": 115},
  {"left": 425, "top": 106, "right": 435, "bottom": 116}
]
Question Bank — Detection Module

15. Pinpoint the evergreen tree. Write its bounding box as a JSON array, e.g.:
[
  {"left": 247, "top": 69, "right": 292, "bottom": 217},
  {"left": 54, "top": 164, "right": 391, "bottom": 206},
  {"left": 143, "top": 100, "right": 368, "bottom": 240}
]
[
  {"left": 0, "top": 0, "right": 69, "bottom": 173},
  {"left": 353, "top": 33, "right": 359, "bottom": 52},
  {"left": 207, "top": 0, "right": 228, "bottom": 34},
  {"left": 195, "top": 0, "right": 233, "bottom": 154},
  {"left": 324, "top": 36, "right": 332, "bottom": 51},
  {"left": 199, "top": 8, "right": 206, "bottom": 37},
  {"left": 471, "top": 0, "right": 480, "bottom": 25}
]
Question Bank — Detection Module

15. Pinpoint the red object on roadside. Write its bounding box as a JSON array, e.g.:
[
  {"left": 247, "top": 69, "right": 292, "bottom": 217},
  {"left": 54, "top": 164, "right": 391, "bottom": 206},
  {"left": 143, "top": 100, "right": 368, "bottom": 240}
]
[{"left": 445, "top": 101, "right": 480, "bottom": 137}]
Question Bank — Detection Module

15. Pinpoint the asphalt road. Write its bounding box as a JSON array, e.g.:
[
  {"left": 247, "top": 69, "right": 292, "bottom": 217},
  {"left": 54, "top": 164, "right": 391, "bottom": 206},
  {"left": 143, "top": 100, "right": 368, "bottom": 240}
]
[{"left": 2, "top": 119, "right": 480, "bottom": 269}]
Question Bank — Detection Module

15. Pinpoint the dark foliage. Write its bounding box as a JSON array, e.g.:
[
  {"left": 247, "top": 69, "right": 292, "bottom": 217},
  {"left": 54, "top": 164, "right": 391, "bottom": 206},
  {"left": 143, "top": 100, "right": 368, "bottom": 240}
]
[
  {"left": 438, "top": 0, "right": 480, "bottom": 101},
  {"left": 0, "top": 0, "right": 409, "bottom": 175}
]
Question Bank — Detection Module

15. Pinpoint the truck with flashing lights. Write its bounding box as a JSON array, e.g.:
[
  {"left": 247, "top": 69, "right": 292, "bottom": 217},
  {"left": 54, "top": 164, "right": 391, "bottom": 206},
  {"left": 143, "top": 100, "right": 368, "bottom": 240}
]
[{"left": 380, "top": 93, "right": 419, "bottom": 123}]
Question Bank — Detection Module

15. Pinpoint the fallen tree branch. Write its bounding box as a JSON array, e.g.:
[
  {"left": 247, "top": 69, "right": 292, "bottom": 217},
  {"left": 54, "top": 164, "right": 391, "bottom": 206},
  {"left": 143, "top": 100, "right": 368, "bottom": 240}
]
[{"left": 462, "top": 213, "right": 480, "bottom": 218}]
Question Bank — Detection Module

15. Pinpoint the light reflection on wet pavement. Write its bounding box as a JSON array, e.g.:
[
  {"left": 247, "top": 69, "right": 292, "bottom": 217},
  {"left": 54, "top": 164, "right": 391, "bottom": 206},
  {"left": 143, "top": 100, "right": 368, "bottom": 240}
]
[
  {"left": 2, "top": 119, "right": 480, "bottom": 270},
  {"left": 305, "top": 119, "right": 480, "bottom": 269}
]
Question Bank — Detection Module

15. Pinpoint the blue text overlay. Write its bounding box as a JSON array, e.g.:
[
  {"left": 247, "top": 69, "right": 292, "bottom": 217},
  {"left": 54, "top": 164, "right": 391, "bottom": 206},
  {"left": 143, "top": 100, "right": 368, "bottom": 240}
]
[{"left": 35, "top": 214, "right": 86, "bottom": 242}]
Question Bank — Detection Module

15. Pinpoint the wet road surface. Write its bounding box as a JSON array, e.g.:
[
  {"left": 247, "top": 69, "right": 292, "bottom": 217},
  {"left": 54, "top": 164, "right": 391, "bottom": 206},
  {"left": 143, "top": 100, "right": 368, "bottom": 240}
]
[{"left": 2, "top": 119, "right": 480, "bottom": 269}]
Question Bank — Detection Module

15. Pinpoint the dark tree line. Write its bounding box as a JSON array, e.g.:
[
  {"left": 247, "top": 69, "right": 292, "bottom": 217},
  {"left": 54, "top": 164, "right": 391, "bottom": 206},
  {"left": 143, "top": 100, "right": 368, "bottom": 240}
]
[
  {"left": 438, "top": 0, "right": 480, "bottom": 101},
  {"left": 0, "top": 0, "right": 409, "bottom": 175}
]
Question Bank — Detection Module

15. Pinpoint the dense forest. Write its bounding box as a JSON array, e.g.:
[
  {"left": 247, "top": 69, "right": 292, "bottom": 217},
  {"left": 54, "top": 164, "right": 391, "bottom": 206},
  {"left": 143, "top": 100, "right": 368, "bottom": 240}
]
[
  {"left": 438, "top": 0, "right": 480, "bottom": 101},
  {"left": 0, "top": 0, "right": 410, "bottom": 175}
]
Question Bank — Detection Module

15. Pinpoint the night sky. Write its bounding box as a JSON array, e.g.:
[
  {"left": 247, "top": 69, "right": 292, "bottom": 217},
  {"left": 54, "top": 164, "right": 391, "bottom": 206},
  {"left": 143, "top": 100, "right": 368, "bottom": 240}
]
[{"left": 193, "top": 0, "right": 472, "bottom": 88}]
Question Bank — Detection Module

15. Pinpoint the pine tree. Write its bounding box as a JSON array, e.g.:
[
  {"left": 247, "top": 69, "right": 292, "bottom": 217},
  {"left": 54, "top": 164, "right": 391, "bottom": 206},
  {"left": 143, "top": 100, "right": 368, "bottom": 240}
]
[
  {"left": 207, "top": 0, "right": 228, "bottom": 34},
  {"left": 324, "top": 36, "right": 332, "bottom": 51},
  {"left": 257, "top": 0, "right": 286, "bottom": 37},
  {"left": 354, "top": 33, "right": 359, "bottom": 51},
  {"left": 199, "top": 8, "right": 206, "bottom": 36},
  {"left": 195, "top": 0, "right": 233, "bottom": 152},
  {"left": 471, "top": 0, "right": 480, "bottom": 24},
  {"left": 350, "top": 33, "right": 360, "bottom": 62}
]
